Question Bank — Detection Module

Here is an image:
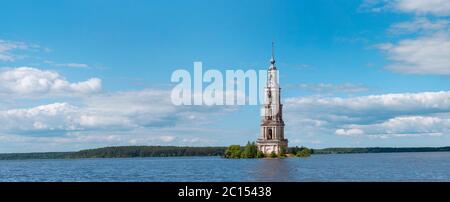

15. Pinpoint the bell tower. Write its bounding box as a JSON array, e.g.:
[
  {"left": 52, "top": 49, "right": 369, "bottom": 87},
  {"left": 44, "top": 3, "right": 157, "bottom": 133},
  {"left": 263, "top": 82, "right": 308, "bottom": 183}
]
[{"left": 256, "top": 43, "right": 288, "bottom": 155}]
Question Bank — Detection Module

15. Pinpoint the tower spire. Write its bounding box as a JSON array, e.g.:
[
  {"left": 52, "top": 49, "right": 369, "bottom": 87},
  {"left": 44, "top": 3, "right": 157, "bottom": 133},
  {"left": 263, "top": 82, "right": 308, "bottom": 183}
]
[{"left": 270, "top": 42, "right": 276, "bottom": 69}]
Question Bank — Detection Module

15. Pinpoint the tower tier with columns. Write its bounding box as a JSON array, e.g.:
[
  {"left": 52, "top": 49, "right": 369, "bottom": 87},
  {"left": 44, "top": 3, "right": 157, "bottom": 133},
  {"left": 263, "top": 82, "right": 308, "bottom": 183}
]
[{"left": 256, "top": 44, "right": 288, "bottom": 155}]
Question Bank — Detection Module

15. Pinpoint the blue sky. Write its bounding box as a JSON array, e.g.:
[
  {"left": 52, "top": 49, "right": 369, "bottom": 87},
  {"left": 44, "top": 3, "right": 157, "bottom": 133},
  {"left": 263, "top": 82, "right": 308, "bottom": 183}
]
[{"left": 0, "top": 0, "right": 450, "bottom": 152}]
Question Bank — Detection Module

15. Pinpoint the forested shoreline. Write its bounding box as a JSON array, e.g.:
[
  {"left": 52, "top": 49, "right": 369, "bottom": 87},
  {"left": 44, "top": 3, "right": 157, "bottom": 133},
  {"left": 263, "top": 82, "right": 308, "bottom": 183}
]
[
  {"left": 312, "top": 146, "right": 450, "bottom": 154},
  {"left": 0, "top": 145, "right": 449, "bottom": 160}
]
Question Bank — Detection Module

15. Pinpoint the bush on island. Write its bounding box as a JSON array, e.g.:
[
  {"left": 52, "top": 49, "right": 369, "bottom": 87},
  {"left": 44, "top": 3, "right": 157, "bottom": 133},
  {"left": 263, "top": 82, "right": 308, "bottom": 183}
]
[
  {"left": 288, "top": 146, "right": 312, "bottom": 157},
  {"left": 225, "top": 141, "right": 262, "bottom": 159},
  {"left": 241, "top": 141, "right": 258, "bottom": 158},
  {"left": 270, "top": 151, "right": 277, "bottom": 158},
  {"left": 256, "top": 150, "right": 265, "bottom": 158},
  {"left": 279, "top": 145, "right": 287, "bottom": 157},
  {"left": 296, "top": 148, "right": 312, "bottom": 157},
  {"left": 224, "top": 145, "right": 241, "bottom": 158}
]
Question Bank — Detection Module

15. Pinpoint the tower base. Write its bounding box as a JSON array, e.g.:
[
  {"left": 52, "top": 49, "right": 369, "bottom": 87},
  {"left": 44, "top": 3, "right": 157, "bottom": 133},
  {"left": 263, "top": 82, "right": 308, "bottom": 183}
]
[{"left": 256, "top": 139, "right": 288, "bottom": 155}]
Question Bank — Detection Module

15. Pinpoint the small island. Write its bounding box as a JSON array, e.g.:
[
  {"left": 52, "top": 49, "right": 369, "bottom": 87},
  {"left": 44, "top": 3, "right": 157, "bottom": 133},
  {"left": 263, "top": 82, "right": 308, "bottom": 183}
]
[{"left": 224, "top": 142, "right": 311, "bottom": 158}]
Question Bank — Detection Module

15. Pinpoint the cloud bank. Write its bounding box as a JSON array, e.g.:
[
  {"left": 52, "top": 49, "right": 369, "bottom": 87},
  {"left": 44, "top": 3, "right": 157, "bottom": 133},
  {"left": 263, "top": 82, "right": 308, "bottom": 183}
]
[
  {"left": 366, "top": 0, "right": 450, "bottom": 75},
  {"left": 285, "top": 91, "right": 450, "bottom": 139},
  {"left": 0, "top": 67, "right": 101, "bottom": 96},
  {"left": 395, "top": 0, "right": 450, "bottom": 16}
]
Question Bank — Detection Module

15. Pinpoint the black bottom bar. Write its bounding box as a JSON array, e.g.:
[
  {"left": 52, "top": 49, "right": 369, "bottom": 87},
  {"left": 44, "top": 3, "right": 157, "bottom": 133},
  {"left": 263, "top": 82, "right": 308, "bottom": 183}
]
[{"left": 0, "top": 182, "right": 448, "bottom": 200}]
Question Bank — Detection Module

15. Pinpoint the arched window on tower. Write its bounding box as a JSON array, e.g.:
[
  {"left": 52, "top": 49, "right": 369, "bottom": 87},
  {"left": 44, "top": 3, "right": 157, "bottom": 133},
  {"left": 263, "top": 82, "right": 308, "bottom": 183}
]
[{"left": 267, "top": 128, "right": 272, "bottom": 140}]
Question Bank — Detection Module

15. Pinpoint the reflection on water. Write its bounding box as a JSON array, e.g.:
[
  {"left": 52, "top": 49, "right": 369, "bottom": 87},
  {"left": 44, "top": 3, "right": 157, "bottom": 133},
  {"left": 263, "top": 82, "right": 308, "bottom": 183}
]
[
  {"left": 0, "top": 152, "right": 449, "bottom": 182},
  {"left": 252, "top": 159, "right": 294, "bottom": 181}
]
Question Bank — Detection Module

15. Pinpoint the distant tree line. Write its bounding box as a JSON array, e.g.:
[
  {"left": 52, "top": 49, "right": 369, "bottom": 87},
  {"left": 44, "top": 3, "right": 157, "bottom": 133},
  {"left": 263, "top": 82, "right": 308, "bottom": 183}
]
[
  {"left": 0, "top": 152, "right": 71, "bottom": 160},
  {"left": 0, "top": 146, "right": 226, "bottom": 160},
  {"left": 311, "top": 146, "right": 450, "bottom": 154},
  {"left": 0, "top": 145, "right": 449, "bottom": 160},
  {"left": 69, "top": 146, "right": 227, "bottom": 158}
]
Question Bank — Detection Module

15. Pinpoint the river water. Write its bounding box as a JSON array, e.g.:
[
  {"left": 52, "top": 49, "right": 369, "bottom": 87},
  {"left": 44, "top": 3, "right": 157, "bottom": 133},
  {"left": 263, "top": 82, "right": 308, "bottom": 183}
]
[{"left": 0, "top": 152, "right": 449, "bottom": 181}]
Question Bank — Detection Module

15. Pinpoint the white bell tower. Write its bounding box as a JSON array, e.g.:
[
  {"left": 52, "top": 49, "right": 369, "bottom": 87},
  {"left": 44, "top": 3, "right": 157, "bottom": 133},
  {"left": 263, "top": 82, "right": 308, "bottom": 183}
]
[{"left": 256, "top": 43, "right": 288, "bottom": 155}]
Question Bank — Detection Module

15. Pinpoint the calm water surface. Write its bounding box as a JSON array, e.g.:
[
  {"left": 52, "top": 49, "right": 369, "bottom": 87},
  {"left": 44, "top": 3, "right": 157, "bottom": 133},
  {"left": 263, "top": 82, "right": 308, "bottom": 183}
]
[{"left": 0, "top": 152, "right": 449, "bottom": 182}]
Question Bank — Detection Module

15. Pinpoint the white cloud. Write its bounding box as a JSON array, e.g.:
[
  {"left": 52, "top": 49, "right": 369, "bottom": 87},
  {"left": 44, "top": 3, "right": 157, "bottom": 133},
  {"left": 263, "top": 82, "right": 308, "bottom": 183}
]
[
  {"left": 295, "top": 83, "right": 369, "bottom": 94},
  {"left": 285, "top": 91, "right": 450, "bottom": 139},
  {"left": 376, "top": 32, "right": 450, "bottom": 75},
  {"left": 395, "top": 0, "right": 450, "bottom": 16},
  {"left": 286, "top": 91, "right": 450, "bottom": 118},
  {"left": 0, "top": 102, "right": 131, "bottom": 133},
  {"left": 375, "top": 115, "right": 449, "bottom": 135},
  {"left": 359, "top": 0, "right": 391, "bottom": 13},
  {"left": 0, "top": 89, "right": 231, "bottom": 135},
  {"left": 0, "top": 67, "right": 102, "bottom": 96},
  {"left": 0, "top": 39, "right": 28, "bottom": 61},
  {"left": 361, "top": 0, "right": 450, "bottom": 16},
  {"left": 335, "top": 128, "right": 365, "bottom": 136},
  {"left": 336, "top": 115, "right": 450, "bottom": 138},
  {"left": 388, "top": 18, "right": 450, "bottom": 35},
  {"left": 45, "top": 60, "right": 90, "bottom": 68},
  {"left": 363, "top": 0, "right": 450, "bottom": 75},
  {"left": 59, "top": 63, "right": 89, "bottom": 68}
]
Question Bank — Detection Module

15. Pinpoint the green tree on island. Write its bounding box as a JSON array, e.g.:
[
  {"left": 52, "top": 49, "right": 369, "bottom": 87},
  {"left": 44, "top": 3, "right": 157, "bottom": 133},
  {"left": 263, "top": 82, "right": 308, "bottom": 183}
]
[
  {"left": 296, "top": 148, "right": 311, "bottom": 157},
  {"left": 279, "top": 145, "right": 287, "bottom": 157},
  {"left": 224, "top": 145, "right": 242, "bottom": 158},
  {"left": 289, "top": 146, "right": 312, "bottom": 157},
  {"left": 256, "top": 150, "right": 265, "bottom": 158},
  {"left": 241, "top": 141, "right": 258, "bottom": 158},
  {"left": 225, "top": 142, "right": 261, "bottom": 158},
  {"left": 270, "top": 151, "right": 277, "bottom": 158}
]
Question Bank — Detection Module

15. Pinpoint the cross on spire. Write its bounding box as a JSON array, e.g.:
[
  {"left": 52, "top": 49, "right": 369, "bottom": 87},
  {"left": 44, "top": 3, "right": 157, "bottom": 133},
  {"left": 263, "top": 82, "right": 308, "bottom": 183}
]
[
  {"left": 270, "top": 42, "right": 276, "bottom": 69},
  {"left": 271, "top": 42, "right": 275, "bottom": 64}
]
